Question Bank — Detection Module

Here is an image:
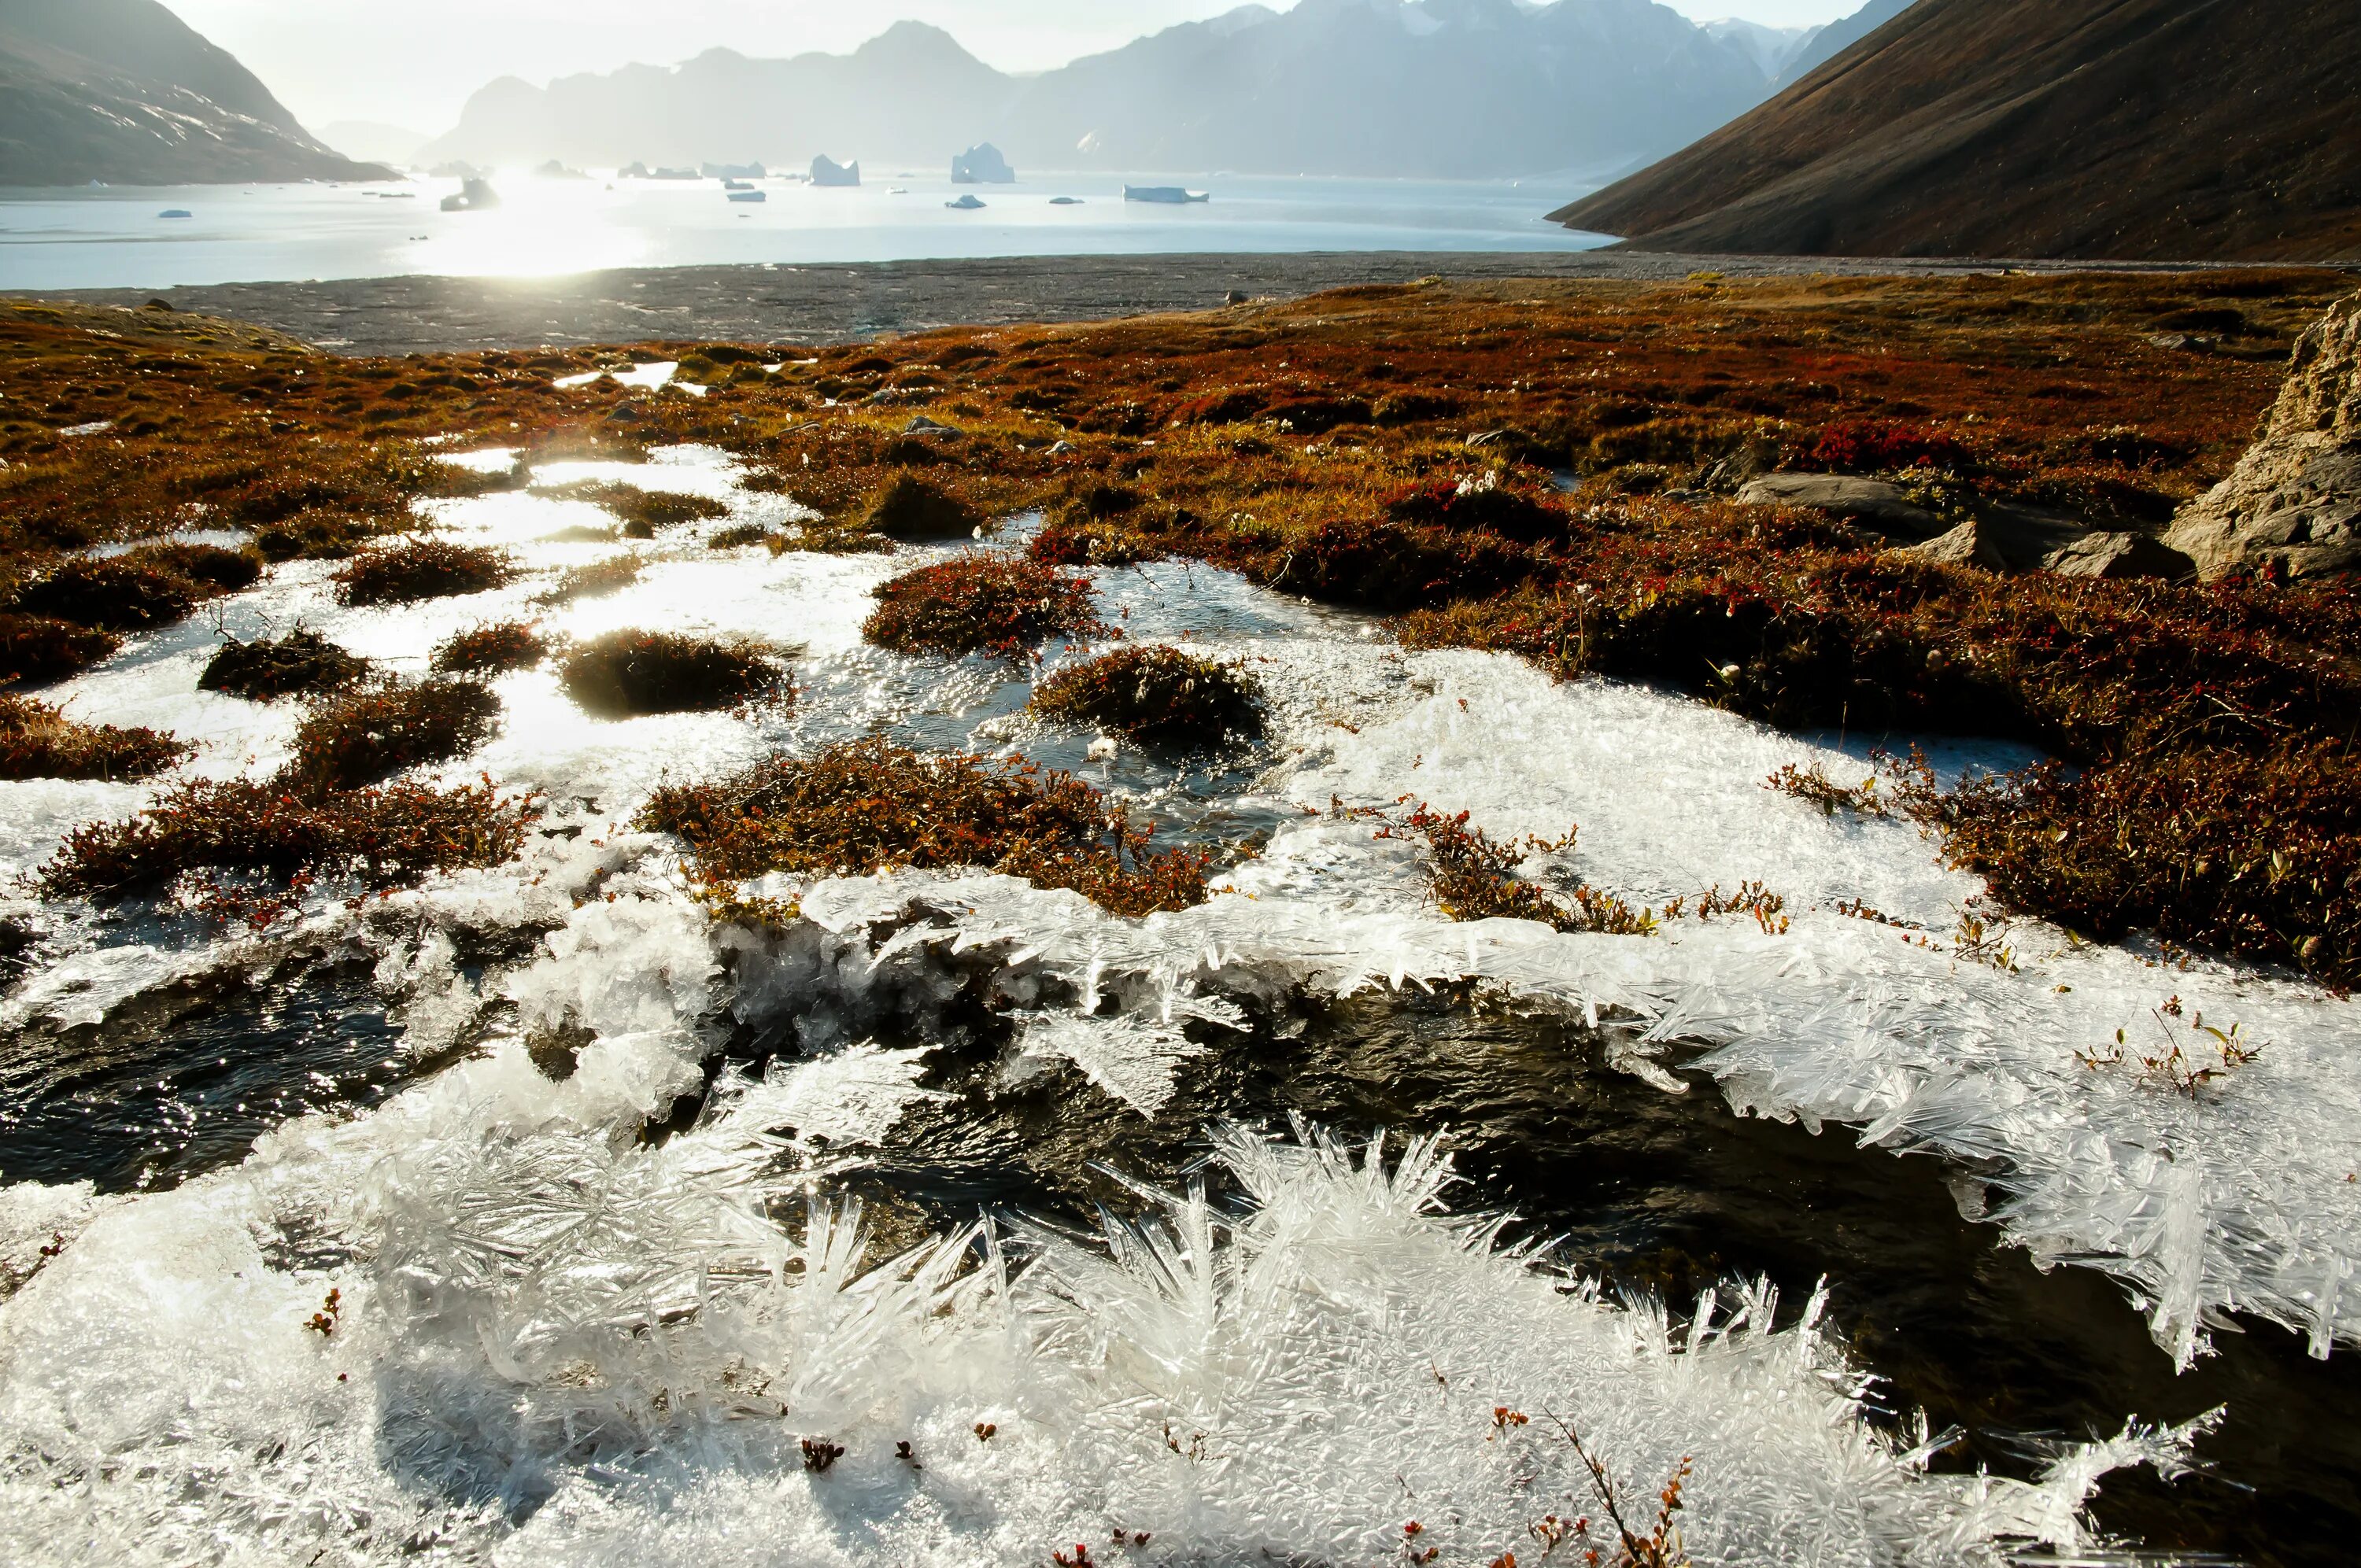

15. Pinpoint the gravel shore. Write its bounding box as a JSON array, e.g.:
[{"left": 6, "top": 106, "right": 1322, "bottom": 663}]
[{"left": 31, "top": 248, "right": 2292, "bottom": 356}]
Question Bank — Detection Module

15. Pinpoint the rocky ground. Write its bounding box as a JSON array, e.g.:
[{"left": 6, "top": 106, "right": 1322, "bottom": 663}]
[{"left": 34, "top": 249, "right": 2300, "bottom": 356}]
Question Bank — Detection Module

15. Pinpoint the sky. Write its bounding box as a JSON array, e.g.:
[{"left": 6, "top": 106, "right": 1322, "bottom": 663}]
[{"left": 170, "top": 0, "right": 1864, "bottom": 134}]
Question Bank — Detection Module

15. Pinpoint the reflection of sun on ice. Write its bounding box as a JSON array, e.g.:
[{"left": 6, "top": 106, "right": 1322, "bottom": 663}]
[{"left": 419, "top": 173, "right": 648, "bottom": 278}]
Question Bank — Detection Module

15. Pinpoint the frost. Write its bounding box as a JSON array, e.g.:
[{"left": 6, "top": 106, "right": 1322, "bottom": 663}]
[
  {"left": 0, "top": 1116, "right": 2197, "bottom": 1567},
  {"left": 1007, "top": 1009, "right": 1203, "bottom": 1115},
  {"left": 4, "top": 444, "right": 2352, "bottom": 1561}
]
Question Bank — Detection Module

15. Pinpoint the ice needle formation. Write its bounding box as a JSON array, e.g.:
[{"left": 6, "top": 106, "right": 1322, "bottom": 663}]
[{"left": 0, "top": 438, "right": 2323, "bottom": 1562}]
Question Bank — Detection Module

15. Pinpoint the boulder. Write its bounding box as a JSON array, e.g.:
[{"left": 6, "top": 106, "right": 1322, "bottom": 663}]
[
  {"left": 1734, "top": 474, "right": 1946, "bottom": 541},
  {"left": 2043, "top": 531, "right": 2196, "bottom": 580},
  {"left": 2166, "top": 292, "right": 2361, "bottom": 580},
  {"left": 951, "top": 143, "right": 1014, "bottom": 184},
  {"left": 1908, "top": 518, "right": 2008, "bottom": 570}
]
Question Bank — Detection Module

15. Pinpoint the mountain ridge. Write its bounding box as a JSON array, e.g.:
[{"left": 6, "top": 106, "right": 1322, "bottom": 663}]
[
  {"left": 1547, "top": 0, "right": 2361, "bottom": 261},
  {"left": 418, "top": 0, "right": 1778, "bottom": 182}
]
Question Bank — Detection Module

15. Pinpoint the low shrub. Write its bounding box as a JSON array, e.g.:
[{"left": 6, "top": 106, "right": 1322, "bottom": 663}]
[
  {"left": 41, "top": 775, "right": 534, "bottom": 902},
  {"left": 430, "top": 621, "right": 549, "bottom": 674},
  {"left": 863, "top": 472, "right": 981, "bottom": 540},
  {"left": 1262, "top": 396, "right": 1372, "bottom": 434},
  {"left": 1380, "top": 474, "right": 1567, "bottom": 543},
  {"left": 535, "top": 552, "right": 645, "bottom": 606},
  {"left": 641, "top": 736, "right": 1210, "bottom": 917},
  {"left": 13, "top": 555, "right": 196, "bottom": 629},
  {"left": 1386, "top": 802, "right": 1653, "bottom": 935},
  {"left": 198, "top": 629, "right": 370, "bottom": 701},
  {"left": 334, "top": 539, "right": 515, "bottom": 607},
  {"left": 132, "top": 542, "right": 262, "bottom": 594},
  {"left": 279, "top": 679, "right": 502, "bottom": 794},
  {"left": 559, "top": 629, "right": 786, "bottom": 717},
  {"left": 863, "top": 553, "right": 1104, "bottom": 659},
  {"left": 0, "top": 613, "right": 119, "bottom": 687},
  {"left": 707, "top": 522, "right": 774, "bottom": 549},
  {"left": 253, "top": 510, "right": 394, "bottom": 561},
  {"left": 1891, "top": 743, "right": 2361, "bottom": 983},
  {"left": 1801, "top": 419, "right": 1974, "bottom": 475},
  {"left": 1032, "top": 645, "right": 1265, "bottom": 748},
  {"left": 1026, "top": 515, "right": 1168, "bottom": 567},
  {"left": 0, "top": 693, "right": 189, "bottom": 780}
]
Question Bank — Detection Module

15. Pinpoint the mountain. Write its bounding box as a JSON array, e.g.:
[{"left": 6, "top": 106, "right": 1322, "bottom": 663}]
[
  {"left": 420, "top": 0, "right": 1777, "bottom": 183},
  {"left": 0, "top": 0, "right": 386, "bottom": 186},
  {"left": 1701, "top": 17, "right": 1816, "bottom": 82},
  {"left": 1547, "top": 0, "right": 2361, "bottom": 261},
  {"left": 1769, "top": 0, "right": 1914, "bottom": 87}
]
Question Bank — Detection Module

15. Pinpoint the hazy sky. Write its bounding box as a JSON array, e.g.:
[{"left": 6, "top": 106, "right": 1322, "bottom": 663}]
[{"left": 172, "top": 0, "right": 1863, "bottom": 132}]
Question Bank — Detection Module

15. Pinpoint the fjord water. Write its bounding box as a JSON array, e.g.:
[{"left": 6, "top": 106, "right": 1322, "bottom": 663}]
[
  {"left": 0, "top": 172, "right": 1607, "bottom": 292},
  {"left": 3, "top": 445, "right": 2359, "bottom": 1564}
]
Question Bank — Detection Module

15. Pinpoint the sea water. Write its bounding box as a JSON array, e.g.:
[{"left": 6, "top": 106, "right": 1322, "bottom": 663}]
[{"left": 0, "top": 172, "right": 1611, "bottom": 293}]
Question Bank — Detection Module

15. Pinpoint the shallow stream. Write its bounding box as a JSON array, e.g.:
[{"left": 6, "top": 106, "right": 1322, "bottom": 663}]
[{"left": 2, "top": 445, "right": 2356, "bottom": 1566}]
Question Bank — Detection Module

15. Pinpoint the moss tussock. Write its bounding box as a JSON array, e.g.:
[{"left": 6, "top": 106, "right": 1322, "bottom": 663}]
[
  {"left": 0, "top": 694, "right": 189, "bottom": 781},
  {"left": 1032, "top": 645, "right": 1264, "bottom": 748},
  {"left": 431, "top": 621, "right": 550, "bottom": 674},
  {"left": 863, "top": 553, "right": 1103, "bottom": 660},
  {"left": 642, "top": 736, "right": 1210, "bottom": 918},
  {"left": 198, "top": 629, "right": 371, "bottom": 701},
  {"left": 334, "top": 539, "right": 515, "bottom": 607},
  {"left": 559, "top": 629, "right": 787, "bottom": 717}
]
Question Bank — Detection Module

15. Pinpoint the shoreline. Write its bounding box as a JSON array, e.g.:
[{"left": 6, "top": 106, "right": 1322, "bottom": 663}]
[{"left": 26, "top": 248, "right": 2333, "bottom": 356}]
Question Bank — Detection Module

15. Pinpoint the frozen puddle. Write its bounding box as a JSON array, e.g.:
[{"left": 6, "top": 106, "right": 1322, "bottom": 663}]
[{"left": 0, "top": 442, "right": 2352, "bottom": 1562}]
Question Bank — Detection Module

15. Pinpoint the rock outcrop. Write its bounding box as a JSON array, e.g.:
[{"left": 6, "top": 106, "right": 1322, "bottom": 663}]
[
  {"left": 1742, "top": 473, "right": 2191, "bottom": 577},
  {"left": 2166, "top": 293, "right": 2361, "bottom": 580},
  {"left": 1733, "top": 474, "right": 1945, "bottom": 539}
]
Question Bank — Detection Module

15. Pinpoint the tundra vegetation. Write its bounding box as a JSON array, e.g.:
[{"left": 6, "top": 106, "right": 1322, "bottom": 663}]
[{"left": 2, "top": 273, "right": 2356, "bottom": 979}]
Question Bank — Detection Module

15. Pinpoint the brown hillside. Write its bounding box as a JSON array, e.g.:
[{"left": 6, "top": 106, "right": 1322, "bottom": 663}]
[{"left": 1549, "top": 0, "right": 2361, "bottom": 262}]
